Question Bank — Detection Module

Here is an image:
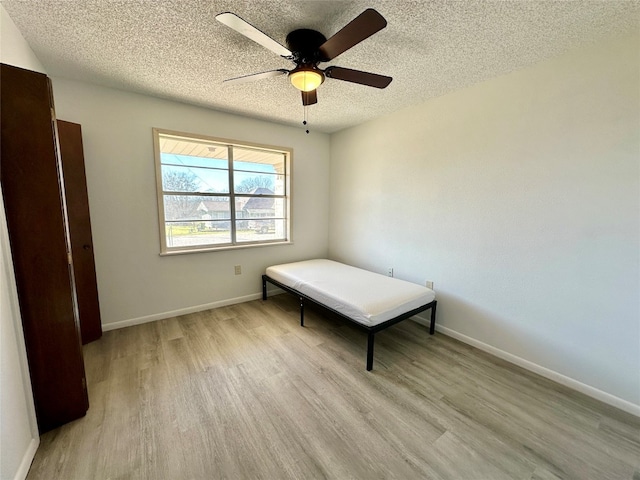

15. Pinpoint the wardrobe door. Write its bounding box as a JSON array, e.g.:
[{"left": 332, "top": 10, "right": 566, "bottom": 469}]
[
  {"left": 57, "top": 120, "right": 103, "bottom": 344},
  {"left": 1, "top": 63, "right": 88, "bottom": 433}
]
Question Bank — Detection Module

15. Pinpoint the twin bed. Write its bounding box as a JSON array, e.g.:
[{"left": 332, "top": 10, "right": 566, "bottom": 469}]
[{"left": 262, "top": 259, "right": 437, "bottom": 371}]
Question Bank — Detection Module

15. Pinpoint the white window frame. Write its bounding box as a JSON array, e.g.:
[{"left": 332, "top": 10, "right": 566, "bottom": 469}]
[{"left": 153, "top": 128, "right": 292, "bottom": 255}]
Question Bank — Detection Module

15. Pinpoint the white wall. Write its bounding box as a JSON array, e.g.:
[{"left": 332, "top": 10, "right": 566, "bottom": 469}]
[
  {"left": 329, "top": 32, "right": 639, "bottom": 412},
  {"left": 0, "top": 5, "right": 45, "bottom": 73},
  {"left": 0, "top": 6, "right": 42, "bottom": 480},
  {"left": 50, "top": 79, "right": 331, "bottom": 329},
  {"left": 0, "top": 192, "right": 39, "bottom": 480}
]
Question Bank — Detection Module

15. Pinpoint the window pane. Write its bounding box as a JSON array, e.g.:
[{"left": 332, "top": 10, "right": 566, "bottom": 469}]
[
  {"left": 163, "top": 195, "right": 232, "bottom": 247},
  {"left": 272, "top": 198, "right": 286, "bottom": 217},
  {"left": 236, "top": 196, "right": 285, "bottom": 220},
  {"left": 233, "top": 171, "right": 285, "bottom": 195},
  {"left": 161, "top": 154, "right": 228, "bottom": 169},
  {"left": 161, "top": 164, "right": 229, "bottom": 194},
  {"left": 233, "top": 148, "right": 285, "bottom": 194},
  {"left": 165, "top": 221, "right": 231, "bottom": 248},
  {"left": 159, "top": 135, "right": 228, "bottom": 164},
  {"left": 233, "top": 148, "right": 285, "bottom": 174},
  {"left": 164, "top": 195, "right": 230, "bottom": 221},
  {"left": 236, "top": 219, "right": 286, "bottom": 243}
]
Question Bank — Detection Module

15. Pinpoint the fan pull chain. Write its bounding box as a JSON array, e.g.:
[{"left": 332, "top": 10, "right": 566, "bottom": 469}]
[{"left": 303, "top": 106, "right": 309, "bottom": 134}]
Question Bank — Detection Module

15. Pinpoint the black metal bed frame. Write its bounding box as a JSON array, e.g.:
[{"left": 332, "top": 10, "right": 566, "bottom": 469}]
[{"left": 262, "top": 274, "right": 437, "bottom": 371}]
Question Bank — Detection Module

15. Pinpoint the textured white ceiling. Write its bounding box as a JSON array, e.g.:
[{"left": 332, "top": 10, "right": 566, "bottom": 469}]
[{"left": 2, "top": 1, "right": 638, "bottom": 133}]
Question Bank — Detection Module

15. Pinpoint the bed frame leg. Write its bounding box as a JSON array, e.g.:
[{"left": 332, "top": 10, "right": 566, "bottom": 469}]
[
  {"left": 366, "top": 332, "right": 374, "bottom": 371},
  {"left": 429, "top": 301, "right": 437, "bottom": 335},
  {"left": 300, "top": 297, "right": 304, "bottom": 327},
  {"left": 262, "top": 275, "right": 267, "bottom": 301}
]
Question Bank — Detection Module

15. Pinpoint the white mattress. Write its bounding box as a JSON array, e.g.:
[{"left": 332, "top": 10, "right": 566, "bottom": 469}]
[{"left": 265, "top": 259, "right": 435, "bottom": 327}]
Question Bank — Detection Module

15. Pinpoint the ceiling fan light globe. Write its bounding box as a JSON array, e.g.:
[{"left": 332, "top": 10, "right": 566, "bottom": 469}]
[{"left": 289, "top": 69, "right": 324, "bottom": 92}]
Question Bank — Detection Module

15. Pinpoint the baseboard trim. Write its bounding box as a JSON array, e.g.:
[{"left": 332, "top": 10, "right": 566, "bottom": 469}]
[
  {"left": 102, "top": 292, "right": 268, "bottom": 332},
  {"left": 413, "top": 315, "right": 640, "bottom": 418},
  {"left": 14, "top": 437, "right": 39, "bottom": 480}
]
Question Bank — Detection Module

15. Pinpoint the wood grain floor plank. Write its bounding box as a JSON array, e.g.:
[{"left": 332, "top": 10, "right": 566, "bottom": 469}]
[{"left": 26, "top": 296, "right": 639, "bottom": 480}]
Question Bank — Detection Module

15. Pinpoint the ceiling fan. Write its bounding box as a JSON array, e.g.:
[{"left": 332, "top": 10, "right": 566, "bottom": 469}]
[{"left": 215, "top": 9, "right": 393, "bottom": 108}]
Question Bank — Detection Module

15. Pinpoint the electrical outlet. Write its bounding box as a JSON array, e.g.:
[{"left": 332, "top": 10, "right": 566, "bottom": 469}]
[
  {"left": 387, "top": 267, "right": 394, "bottom": 277},
  {"left": 426, "top": 281, "right": 434, "bottom": 289},
  {"left": 234, "top": 265, "right": 242, "bottom": 275}
]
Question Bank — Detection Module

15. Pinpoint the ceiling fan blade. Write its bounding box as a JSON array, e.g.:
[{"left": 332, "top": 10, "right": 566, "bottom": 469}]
[
  {"left": 302, "top": 90, "right": 317, "bottom": 106},
  {"left": 324, "top": 67, "right": 392, "bottom": 89},
  {"left": 216, "top": 12, "right": 292, "bottom": 58},
  {"left": 318, "top": 9, "right": 387, "bottom": 61},
  {"left": 224, "top": 69, "right": 289, "bottom": 85}
]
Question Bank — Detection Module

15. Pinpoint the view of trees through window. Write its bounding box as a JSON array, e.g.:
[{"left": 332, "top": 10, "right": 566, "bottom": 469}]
[{"left": 154, "top": 129, "right": 290, "bottom": 253}]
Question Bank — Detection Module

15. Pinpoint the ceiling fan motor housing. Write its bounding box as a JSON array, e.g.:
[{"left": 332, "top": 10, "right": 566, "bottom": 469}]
[{"left": 285, "top": 29, "right": 327, "bottom": 64}]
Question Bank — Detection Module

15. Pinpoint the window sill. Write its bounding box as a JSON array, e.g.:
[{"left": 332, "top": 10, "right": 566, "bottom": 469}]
[{"left": 159, "top": 240, "right": 293, "bottom": 256}]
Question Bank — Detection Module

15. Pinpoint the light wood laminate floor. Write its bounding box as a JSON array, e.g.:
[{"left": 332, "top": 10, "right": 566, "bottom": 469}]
[{"left": 27, "top": 295, "right": 639, "bottom": 479}]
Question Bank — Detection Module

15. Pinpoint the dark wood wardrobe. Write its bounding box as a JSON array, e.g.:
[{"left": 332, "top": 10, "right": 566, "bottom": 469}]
[{"left": 1, "top": 63, "right": 102, "bottom": 433}]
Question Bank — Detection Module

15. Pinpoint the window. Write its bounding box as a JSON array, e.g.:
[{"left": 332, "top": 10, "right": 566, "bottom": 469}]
[{"left": 153, "top": 128, "right": 291, "bottom": 254}]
